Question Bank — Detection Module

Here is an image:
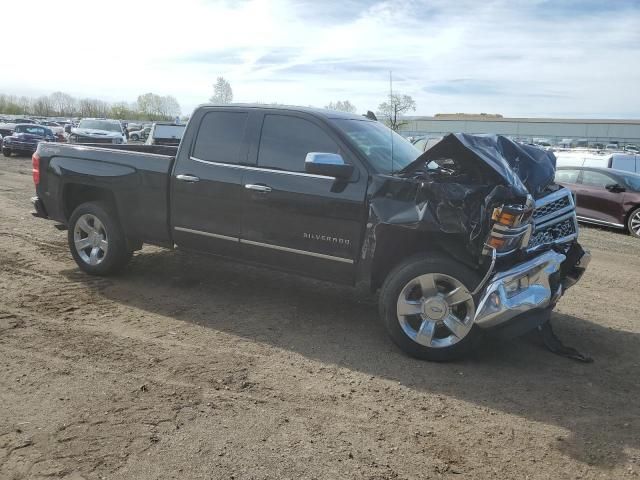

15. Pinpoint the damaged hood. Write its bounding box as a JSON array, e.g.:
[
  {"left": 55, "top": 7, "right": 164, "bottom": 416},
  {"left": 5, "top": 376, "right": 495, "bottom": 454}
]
[
  {"left": 401, "top": 133, "right": 556, "bottom": 198},
  {"left": 363, "top": 134, "right": 559, "bottom": 263}
]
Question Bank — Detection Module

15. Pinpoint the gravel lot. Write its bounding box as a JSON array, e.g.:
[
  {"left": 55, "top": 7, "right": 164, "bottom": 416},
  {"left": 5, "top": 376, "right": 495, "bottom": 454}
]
[{"left": 0, "top": 152, "right": 639, "bottom": 480}]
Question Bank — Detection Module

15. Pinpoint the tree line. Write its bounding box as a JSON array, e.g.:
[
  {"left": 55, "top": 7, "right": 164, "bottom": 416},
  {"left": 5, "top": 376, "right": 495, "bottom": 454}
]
[
  {"left": 0, "top": 91, "right": 181, "bottom": 121},
  {"left": 211, "top": 76, "right": 416, "bottom": 131}
]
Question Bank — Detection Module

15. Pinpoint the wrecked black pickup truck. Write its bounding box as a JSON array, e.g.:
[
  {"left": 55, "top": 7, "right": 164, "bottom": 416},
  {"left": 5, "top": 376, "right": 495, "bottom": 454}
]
[{"left": 31, "top": 104, "right": 590, "bottom": 361}]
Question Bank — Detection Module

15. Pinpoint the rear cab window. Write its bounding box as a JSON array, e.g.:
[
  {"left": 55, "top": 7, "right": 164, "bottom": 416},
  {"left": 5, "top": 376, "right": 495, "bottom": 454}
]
[{"left": 192, "top": 111, "right": 249, "bottom": 164}]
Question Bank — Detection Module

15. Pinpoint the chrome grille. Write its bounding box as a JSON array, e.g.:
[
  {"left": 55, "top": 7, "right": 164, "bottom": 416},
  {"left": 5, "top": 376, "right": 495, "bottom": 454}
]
[
  {"left": 527, "top": 188, "right": 577, "bottom": 252},
  {"left": 532, "top": 195, "right": 570, "bottom": 220},
  {"left": 528, "top": 216, "right": 576, "bottom": 250}
]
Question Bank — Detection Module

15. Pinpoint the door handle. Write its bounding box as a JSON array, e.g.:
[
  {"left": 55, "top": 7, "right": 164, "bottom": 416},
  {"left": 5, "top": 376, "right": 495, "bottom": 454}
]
[
  {"left": 245, "top": 184, "right": 272, "bottom": 193},
  {"left": 176, "top": 174, "right": 200, "bottom": 182}
]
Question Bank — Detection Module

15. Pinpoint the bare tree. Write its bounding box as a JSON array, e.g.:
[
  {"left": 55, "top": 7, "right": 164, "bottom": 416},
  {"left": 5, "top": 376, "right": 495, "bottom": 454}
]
[
  {"left": 33, "top": 96, "right": 54, "bottom": 116},
  {"left": 160, "top": 95, "right": 181, "bottom": 118},
  {"left": 325, "top": 100, "right": 357, "bottom": 114},
  {"left": 210, "top": 77, "right": 233, "bottom": 104},
  {"left": 18, "top": 96, "right": 31, "bottom": 115},
  {"left": 377, "top": 94, "right": 416, "bottom": 131},
  {"left": 50, "top": 92, "right": 77, "bottom": 116},
  {"left": 0, "top": 90, "right": 182, "bottom": 121}
]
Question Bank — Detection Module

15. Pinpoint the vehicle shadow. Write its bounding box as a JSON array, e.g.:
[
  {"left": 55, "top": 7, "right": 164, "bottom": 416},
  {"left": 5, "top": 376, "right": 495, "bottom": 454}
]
[{"left": 63, "top": 248, "right": 639, "bottom": 469}]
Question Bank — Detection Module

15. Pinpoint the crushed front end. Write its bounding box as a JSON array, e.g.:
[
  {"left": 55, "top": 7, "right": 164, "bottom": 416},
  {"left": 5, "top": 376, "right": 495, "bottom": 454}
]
[{"left": 395, "top": 133, "right": 590, "bottom": 332}]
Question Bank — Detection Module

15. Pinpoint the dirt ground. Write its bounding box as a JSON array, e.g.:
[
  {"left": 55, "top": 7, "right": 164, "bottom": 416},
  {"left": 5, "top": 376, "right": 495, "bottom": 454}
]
[{"left": 0, "top": 152, "right": 638, "bottom": 480}]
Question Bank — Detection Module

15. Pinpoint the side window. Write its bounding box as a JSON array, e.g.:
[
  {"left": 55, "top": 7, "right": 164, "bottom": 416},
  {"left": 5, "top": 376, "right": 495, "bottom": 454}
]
[
  {"left": 581, "top": 171, "right": 614, "bottom": 188},
  {"left": 193, "top": 111, "right": 249, "bottom": 164},
  {"left": 555, "top": 169, "right": 580, "bottom": 184},
  {"left": 258, "top": 114, "right": 340, "bottom": 172}
]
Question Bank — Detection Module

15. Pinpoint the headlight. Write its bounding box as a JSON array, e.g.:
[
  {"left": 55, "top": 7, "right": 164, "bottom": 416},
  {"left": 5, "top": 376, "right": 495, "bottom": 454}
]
[
  {"left": 491, "top": 203, "right": 532, "bottom": 227},
  {"left": 485, "top": 201, "right": 534, "bottom": 255}
]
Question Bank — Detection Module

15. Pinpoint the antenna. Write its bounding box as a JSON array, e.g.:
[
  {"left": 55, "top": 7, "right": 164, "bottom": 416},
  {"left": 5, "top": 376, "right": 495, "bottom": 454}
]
[{"left": 389, "top": 70, "right": 394, "bottom": 174}]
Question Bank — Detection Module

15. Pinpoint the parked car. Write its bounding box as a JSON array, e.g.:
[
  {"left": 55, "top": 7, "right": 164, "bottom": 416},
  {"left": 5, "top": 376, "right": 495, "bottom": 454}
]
[
  {"left": 555, "top": 166, "right": 640, "bottom": 237},
  {"left": 2, "top": 124, "right": 56, "bottom": 157},
  {"left": 11, "top": 118, "right": 39, "bottom": 124},
  {"left": 555, "top": 151, "right": 640, "bottom": 174},
  {"left": 129, "top": 126, "right": 151, "bottom": 142},
  {"left": 145, "top": 122, "right": 186, "bottom": 146},
  {"left": 31, "top": 104, "right": 589, "bottom": 361},
  {"left": 624, "top": 144, "right": 639, "bottom": 153},
  {"left": 39, "top": 121, "right": 66, "bottom": 142},
  {"left": 68, "top": 119, "right": 127, "bottom": 144},
  {"left": 605, "top": 143, "right": 620, "bottom": 151}
]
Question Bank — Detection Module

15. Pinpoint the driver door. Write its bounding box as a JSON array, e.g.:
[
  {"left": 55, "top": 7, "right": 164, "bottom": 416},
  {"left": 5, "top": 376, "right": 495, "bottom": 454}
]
[{"left": 240, "top": 112, "right": 368, "bottom": 283}]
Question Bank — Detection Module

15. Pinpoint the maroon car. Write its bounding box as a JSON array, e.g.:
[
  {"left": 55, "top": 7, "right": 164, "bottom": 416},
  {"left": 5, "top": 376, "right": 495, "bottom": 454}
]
[{"left": 555, "top": 166, "right": 640, "bottom": 237}]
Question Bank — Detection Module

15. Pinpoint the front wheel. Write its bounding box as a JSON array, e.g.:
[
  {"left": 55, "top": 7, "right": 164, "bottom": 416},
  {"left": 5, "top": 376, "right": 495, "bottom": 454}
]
[
  {"left": 379, "top": 254, "right": 482, "bottom": 361},
  {"left": 130, "top": 134, "right": 139, "bottom": 141},
  {"left": 627, "top": 207, "right": 640, "bottom": 238},
  {"left": 2, "top": 148, "right": 11, "bottom": 157},
  {"left": 68, "top": 202, "right": 132, "bottom": 275}
]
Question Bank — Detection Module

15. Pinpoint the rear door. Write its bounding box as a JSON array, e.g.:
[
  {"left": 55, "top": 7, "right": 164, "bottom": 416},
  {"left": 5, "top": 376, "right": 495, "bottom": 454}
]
[
  {"left": 240, "top": 112, "right": 368, "bottom": 284},
  {"left": 574, "top": 169, "right": 625, "bottom": 226},
  {"left": 170, "top": 108, "right": 251, "bottom": 257}
]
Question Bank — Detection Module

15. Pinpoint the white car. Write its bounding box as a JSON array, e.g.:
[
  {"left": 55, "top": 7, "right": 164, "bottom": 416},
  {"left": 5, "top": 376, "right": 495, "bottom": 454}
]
[
  {"left": 68, "top": 119, "right": 127, "bottom": 145},
  {"left": 129, "top": 126, "right": 151, "bottom": 142}
]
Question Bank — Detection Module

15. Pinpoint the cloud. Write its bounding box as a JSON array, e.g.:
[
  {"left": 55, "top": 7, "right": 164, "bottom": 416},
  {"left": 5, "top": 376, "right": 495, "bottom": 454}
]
[{"left": 1, "top": 0, "right": 639, "bottom": 118}]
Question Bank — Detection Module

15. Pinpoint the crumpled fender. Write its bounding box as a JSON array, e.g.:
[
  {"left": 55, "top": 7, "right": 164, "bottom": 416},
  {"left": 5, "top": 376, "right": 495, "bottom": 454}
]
[{"left": 357, "top": 134, "right": 560, "bottom": 286}]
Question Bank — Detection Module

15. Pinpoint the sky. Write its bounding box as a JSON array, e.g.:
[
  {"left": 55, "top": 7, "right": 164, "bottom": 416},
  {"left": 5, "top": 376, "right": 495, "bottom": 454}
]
[{"left": 2, "top": 0, "right": 639, "bottom": 118}]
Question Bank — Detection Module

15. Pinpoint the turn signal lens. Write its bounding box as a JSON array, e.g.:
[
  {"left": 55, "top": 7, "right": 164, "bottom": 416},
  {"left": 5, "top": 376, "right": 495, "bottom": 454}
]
[
  {"left": 492, "top": 208, "right": 518, "bottom": 227},
  {"left": 487, "top": 237, "right": 505, "bottom": 249}
]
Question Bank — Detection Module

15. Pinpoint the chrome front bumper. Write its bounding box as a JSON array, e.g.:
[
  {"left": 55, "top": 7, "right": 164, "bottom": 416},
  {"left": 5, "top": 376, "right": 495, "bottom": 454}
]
[{"left": 474, "top": 249, "right": 590, "bottom": 329}]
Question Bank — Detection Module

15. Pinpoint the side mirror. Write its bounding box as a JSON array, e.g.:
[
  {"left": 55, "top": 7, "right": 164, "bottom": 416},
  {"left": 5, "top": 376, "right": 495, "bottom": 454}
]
[
  {"left": 64, "top": 124, "right": 71, "bottom": 133},
  {"left": 605, "top": 183, "right": 625, "bottom": 193},
  {"left": 305, "top": 152, "right": 354, "bottom": 179}
]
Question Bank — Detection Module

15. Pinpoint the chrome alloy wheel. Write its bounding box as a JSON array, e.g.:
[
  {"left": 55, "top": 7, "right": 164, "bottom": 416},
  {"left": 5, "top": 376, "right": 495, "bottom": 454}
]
[
  {"left": 73, "top": 213, "right": 109, "bottom": 266},
  {"left": 396, "top": 273, "right": 475, "bottom": 348},
  {"left": 630, "top": 210, "right": 640, "bottom": 236}
]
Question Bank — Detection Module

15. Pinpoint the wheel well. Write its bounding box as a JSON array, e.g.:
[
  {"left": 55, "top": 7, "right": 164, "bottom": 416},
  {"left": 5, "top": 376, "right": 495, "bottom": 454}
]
[
  {"left": 63, "top": 184, "right": 118, "bottom": 222},
  {"left": 624, "top": 204, "right": 640, "bottom": 228},
  {"left": 369, "top": 225, "right": 475, "bottom": 291}
]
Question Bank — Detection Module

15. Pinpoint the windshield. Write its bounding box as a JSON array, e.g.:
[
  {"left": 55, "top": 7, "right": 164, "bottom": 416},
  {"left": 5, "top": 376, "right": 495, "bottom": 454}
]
[
  {"left": 78, "top": 120, "right": 122, "bottom": 133},
  {"left": 16, "top": 125, "right": 46, "bottom": 135},
  {"left": 332, "top": 119, "right": 420, "bottom": 173},
  {"left": 622, "top": 173, "right": 640, "bottom": 191}
]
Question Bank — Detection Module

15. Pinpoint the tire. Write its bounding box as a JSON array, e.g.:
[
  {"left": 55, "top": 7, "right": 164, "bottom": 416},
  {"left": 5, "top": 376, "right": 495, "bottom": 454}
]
[
  {"left": 130, "top": 134, "right": 139, "bottom": 141},
  {"left": 379, "top": 254, "right": 482, "bottom": 361},
  {"left": 67, "top": 202, "right": 132, "bottom": 275},
  {"left": 2, "top": 148, "right": 11, "bottom": 157},
  {"left": 627, "top": 207, "right": 640, "bottom": 238}
]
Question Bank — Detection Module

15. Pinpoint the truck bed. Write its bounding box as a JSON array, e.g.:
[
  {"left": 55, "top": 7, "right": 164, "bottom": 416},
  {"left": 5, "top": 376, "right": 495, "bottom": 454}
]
[{"left": 36, "top": 142, "right": 176, "bottom": 247}]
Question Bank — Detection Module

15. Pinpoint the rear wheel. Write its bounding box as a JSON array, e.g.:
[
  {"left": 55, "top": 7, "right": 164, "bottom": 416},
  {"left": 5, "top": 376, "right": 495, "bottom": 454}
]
[
  {"left": 627, "top": 207, "right": 640, "bottom": 238},
  {"left": 68, "top": 202, "right": 132, "bottom": 275},
  {"left": 130, "top": 134, "right": 139, "bottom": 141},
  {"left": 379, "top": 254, "right": 481, "bottom": 361},
  {"left": 2, "top": 148, "right": 11, "bottom": 157}
]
